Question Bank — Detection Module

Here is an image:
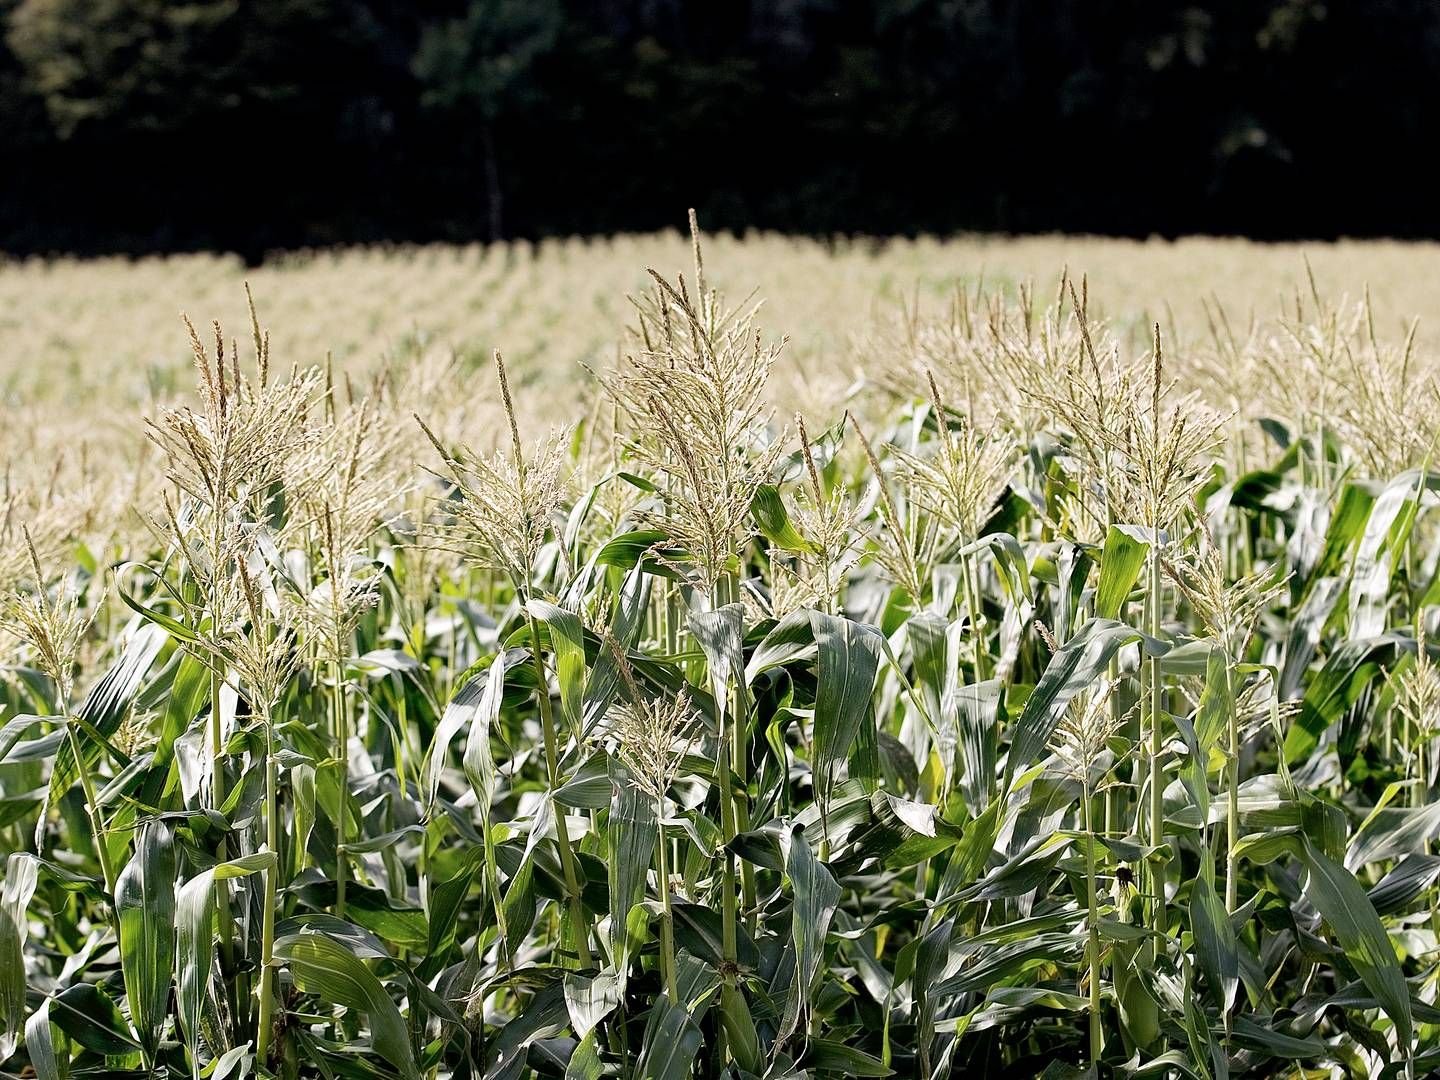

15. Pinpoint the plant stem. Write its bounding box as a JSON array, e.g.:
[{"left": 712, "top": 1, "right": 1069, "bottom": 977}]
[
  {"left": 964, "top": 552, "right": 987, "bottom": 683},
  {"left": 1083, "top": 779, "right": 1103, "bottom": 1068},
  {"left": 1147, "top": 544, "right": 1166, "bottom": 934},
  {"left": 527, "top": 610, "right": 593, "bottom": 969},
  {"left": 256, "top": 711, "right": 280, "bottom": 1066},
  {"left": 712, "top": 572, "right": 755, "bottom": 924},
  {"left": 715, "top": 719, "right": 740, "bottom": 969},
  {"left": 65, "top": 721, "right": 118, "bottom": 897},
  {"left": 713, "top": 700, "right": 741, "bottom": 1065},
  {"left": 333, "top": 655, "right": 350, "bottom": 920},
  {"left": 1223, "top": 655, "right": 1241, "bottom": 912},
  {"left": 208, "top": 667, "right": 237, "bottom": 991},
  {"left": 656, "top": 806, "right": 678, "bottom": 1005},
  {"left": 210, "top": 667, "right": 229, "bottom": 807}
]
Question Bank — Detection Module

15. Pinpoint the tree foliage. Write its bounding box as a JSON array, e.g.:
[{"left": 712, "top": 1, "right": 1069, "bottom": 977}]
[{"left": 2, "top": 0, "right": 1438, "bottom": 253}]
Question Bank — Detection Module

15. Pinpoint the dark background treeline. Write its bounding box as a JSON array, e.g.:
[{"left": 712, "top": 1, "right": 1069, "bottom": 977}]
[{"left": 2, "top": 0, "right": 1437, "bottom": 259}]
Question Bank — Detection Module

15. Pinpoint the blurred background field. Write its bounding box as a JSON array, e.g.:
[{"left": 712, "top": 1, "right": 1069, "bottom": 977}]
[{"left": 6, "top": 232, "right": 1440, "bottom": 423}]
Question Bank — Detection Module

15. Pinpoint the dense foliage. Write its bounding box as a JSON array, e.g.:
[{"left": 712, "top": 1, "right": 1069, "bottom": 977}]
[
  {"left": 4, "top": 229, "right": 1440, "bottom": 1078},
  {"left": 5, "top": 0, "right": 1440, "bottom": 254}
]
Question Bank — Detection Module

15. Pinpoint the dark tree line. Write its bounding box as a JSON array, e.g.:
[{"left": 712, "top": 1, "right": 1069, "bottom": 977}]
[{"left": 3, "top": 0, "right": 1438, "bottom": 257}]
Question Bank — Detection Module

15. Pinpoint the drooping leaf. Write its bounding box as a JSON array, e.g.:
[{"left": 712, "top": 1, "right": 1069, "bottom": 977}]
[
  {"left": 1349, "top": 472, "right": 1421, "bottom": 640},
  {"left": 0, "top": 853, "right": 38, "bottom": 1060},
  {"left": 751, "top": 483, "right": 820, "bottom": 554},
  {"left": 23, "top": 997, "right": 67, "bottom": 1080},
  {"left": 635, "top": 998, "right": 702, "bottom": 1080},
  {"left": 809, "top": 610, "right": 883, "bottom": 812},
  {"left": 689, "top": 602, "right": 746, "bottom": 726},
  {"left": 1369, "top": 853, "right": 1440, "bottom": 916},
  {"left": 1188, "top": 873, "right": 1238, "bottom": 1014},
  {"left": 1095, "top": 524, "right": 1150, "bottom": 621},
  {"left": 48, "top": 981, "right": 137, "bottom": 1055},
  {"left": 115, "top": 818, "right": 176, "bottom": 1055},
  {"left": 38, "top": 624, "right": 168, "bottom": 848},
  {"left": 563, "top": 970, "right": 622, "bottom": 1041},
  {"left": 1005, "top": 618, "right": 1142, "bottom": 789},
  {"left": 528, "top": 599, "right": 587, "bottom": 736},
  {"left": 800, "top": 1039, "right": 894, "bottom": 1076},
  {"left": 1301, "top": 839, "right": 1413, "bottom": 1057},
  {"left": 274, "top": 930, "right": 421, "bottom": 1080},
  {"left": 607, "top": 758, "right": 657, "bottom": 976},
  {"left": 176, "top": 852, "right": 274, "bottom": 1073},
  {"left": 461, "top": 650, "right": 508, "bottom": 819},
  {"left": 782, "top": 825, "right": 840, "bottom": 1037}
]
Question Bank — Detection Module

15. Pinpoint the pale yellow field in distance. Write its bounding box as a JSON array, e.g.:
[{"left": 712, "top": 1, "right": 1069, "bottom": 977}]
[{"left": 4, "top": 231, "right": 1440, "bottom": 444}]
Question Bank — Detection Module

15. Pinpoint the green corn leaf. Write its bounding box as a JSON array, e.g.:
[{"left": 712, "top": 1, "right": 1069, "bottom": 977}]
[
  {"left": 424, "top": 650, "right": 504, "bottom": 814},
  {"left": 1284, "top": 634, "right": 1403, "bottom": 763},
  {"left": 38, "top": 623, "right": 168, "bottom": 850},
  {"left": 800, "top": 1039, "right": 894, "bottom": 1076},
  {"left": 48, "top": 981, "right": 137, "bottom": 1055},
  {"left": 1369, "top": 854, "right": 1440, "bottom": 916},
  {"left": 1004, "top": 618, "right": 1142, "bottom": 790},
  {"left": 527, "top": 599, "right": 587, "bottom": 735},
  {"left": 782, "top": 825, "right": 840, "bottom": 1038},
  {"left": 462, "top": 650, "right": 508, "bottom": 817},
  {"left": 294, "top": 877, "right": 429, "bottom": 948},
  {"left": 23, "top": 997, "right": 67, "bottom": 1080},
  {"left": 1095, "top": 524, "right": 1150, "bottom": 621},
  {"left": 592, "top": 534, "right": 693, "bottom": 583},
  {"left": 115, "top": 565, "right": 202, "bottom": 644},
  {"left": 156, "top": 649, "right": 210, "bottom": 763},
  {"left": 417, "top": 848, "right": 481, "bottom": 981},
  {"left": 906, "top": 611, "right": 950, "bottom": 722},
  {"left": 745, "top": 608, "right": 817, "bottom": 683},
  {"left": 1349, "top": 471, "right": 1422, "bottom": 639},
  {"left": 1230, "top": 1015, "right": 1327, "bottom": 1058},
  {"left": 1, "top": 853, "right": 38, "bottom": 1060},
  {"left": 115, "top": 818, "right": 176, "bottom": 1055},
  {"left": 564, "top": 1031, "right": 604, "bottom": 1080},
  {"left": 839, "top": 791, "right": 963, "bottom": 872},
  {"left": 175, "top": 852, "right": 273, "bottom": 1073},
  {"left": 500, "top": 846, "right": 538, "bottom": 957},
  {"left": 554, "top": 749, "right": 614, "bottom": 809},
  {"left": 607, "top": 758, "right": 657, "bottom": 975},
  {"left": 1316, "top": 481, "right": 1377, "bottom": 579},
  {"left": 956, "top": 679, "right": 1002, "bottom": 812},
  {"left": 1300, "top": 839, "right": 1413, "bottom": 1057},
  {"left": 563, "top": 970, "right": 623, "bottom": 1041},
  {"left": 582, "top": 562, "right": 651, "bottom": 732},
  {"left": 1188, "top": 872, "right": 1237, "bottom": 1014},
  {"left": 1346, "top": 787, "right": 1440, "bottom": 869},
  {"left": 751, "top": 482, "right": 821, "bottom": 553},
  {"left": 635, "top": 997, "right": 702, "bottom": 1080},
  {"left": 0, "top": 713, "right": 59, "bottom": 763},
  {"left": 809, "top": 610, "right": 883, "bottom": 810},
  {"left": 689, "top": 602, "right": 746, "bottom": 726},
  {"left": 0, "top": 907, "right": 23, "bottom": 1063},
  {"left": 274, "top": 930, "right": 420, "bottom": 1080},
  {"left": 958, "top": 531, "right": 1032, "bottom": 603}
]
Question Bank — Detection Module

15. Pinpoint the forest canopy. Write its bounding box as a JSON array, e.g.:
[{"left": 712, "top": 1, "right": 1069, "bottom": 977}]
[{"left": 2, "top": 0, "right": 1436, "bottom": 255}]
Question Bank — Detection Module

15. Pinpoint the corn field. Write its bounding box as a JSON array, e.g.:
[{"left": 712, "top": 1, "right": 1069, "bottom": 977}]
[{"left": 4, "top": 222, "right": 1440, "bottom": 1078}]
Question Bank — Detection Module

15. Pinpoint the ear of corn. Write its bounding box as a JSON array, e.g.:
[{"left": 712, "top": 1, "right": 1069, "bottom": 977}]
[{"left": 4, "top": 229, "right": 1440, "bottom": 1078}]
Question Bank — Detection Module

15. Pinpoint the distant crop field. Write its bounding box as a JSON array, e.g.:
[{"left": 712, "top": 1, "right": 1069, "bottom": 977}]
[
  {"left": 4, "top": 229, "right": 1440, "bottom": 1077},
  {"left": 5, "top": 232, "right": 1440, "bottom": 417}
]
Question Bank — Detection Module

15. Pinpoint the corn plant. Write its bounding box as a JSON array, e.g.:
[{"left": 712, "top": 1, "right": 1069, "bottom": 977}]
[{"left": 4, "top": 224, "right": 1440, "bottom": 1079}]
